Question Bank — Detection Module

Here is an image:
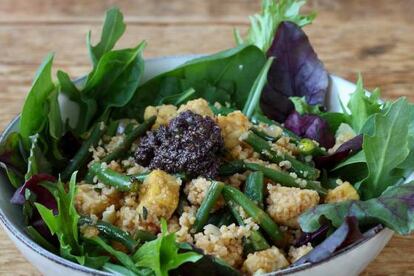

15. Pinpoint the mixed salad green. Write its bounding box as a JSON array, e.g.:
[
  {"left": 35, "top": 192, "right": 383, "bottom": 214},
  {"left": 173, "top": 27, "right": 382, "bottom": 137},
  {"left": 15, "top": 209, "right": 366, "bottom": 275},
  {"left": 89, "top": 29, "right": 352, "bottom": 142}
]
[{"left": 1, "top": 0, "right": 414, "bottom": 275}]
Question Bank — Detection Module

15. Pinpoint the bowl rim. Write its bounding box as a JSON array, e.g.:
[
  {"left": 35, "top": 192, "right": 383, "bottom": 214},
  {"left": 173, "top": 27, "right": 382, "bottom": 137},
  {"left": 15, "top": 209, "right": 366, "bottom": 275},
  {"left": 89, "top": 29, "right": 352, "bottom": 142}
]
[{"left": 0, "top": 55, "right": 390, "bottom": 275}]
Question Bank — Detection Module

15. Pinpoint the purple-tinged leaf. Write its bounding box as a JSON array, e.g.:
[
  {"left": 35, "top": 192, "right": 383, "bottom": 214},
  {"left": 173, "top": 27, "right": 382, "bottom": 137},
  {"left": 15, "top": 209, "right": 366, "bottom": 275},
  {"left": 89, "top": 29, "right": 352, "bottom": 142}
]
[
  {"left": 284, "top": 111, "right": 335, "bottom": 148},
  {"left": 299, "top": 181, "right": 414, "bottom": 235},
  {"left": 315, "top": 135, "right": 363, "bottom": 169},
  {"left": 260, "top": 21, "right": 329, "bottom": 122},
  {"left": 0, "top": 132, "right": 26, "bottom": 173},
  {"left": 295, "top": 224, "right": 330, "bottom": 247},
  {"left": 11, "top": 174, "right": 57, "bottom": 210},
  {"left": 294, "top": 217, "right": 362, "bottom": 266}
]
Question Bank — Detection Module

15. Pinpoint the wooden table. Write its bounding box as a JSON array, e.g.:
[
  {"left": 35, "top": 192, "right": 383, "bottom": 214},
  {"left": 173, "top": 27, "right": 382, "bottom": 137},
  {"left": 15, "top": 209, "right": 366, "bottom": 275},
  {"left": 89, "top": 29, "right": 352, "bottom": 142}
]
[{"left": 1, "top": 0, "right": 413, "bottom": 275}]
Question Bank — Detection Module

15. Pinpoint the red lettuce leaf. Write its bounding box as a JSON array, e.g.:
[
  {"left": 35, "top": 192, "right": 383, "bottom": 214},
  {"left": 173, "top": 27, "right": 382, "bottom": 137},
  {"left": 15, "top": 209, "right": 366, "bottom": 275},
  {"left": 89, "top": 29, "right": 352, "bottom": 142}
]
[
  {"left": 315, "top": 135, "right": 363, "bottom": 169},
  {"left": 11, "top": 173, "right": 57, "bottom": 210},
  {"left": 260, "top": 21, "right": 329, "bottom": 122},
  {"left": 284, "top": 111, "right": 335, "bottom": 148},
  {"left": 295, "top": 224, "right": 330, "bottom": 247},
  {"left": 299, "top": 181, "right": 414, "bottom": 235},
  {"left": 294, "top": 217, "right": 362, "bottom": 266},
  {"left": 0, "top": 132, "right": 26, "bottom": 174}
]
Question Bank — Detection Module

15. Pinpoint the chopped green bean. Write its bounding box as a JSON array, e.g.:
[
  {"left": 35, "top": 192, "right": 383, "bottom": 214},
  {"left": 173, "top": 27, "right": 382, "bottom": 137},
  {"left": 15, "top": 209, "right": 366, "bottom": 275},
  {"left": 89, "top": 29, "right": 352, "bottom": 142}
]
[
  {"left": 88, "top": 162, "right": 143, "bottom": 192},
  {"left": 222, "top": 184, "right": 283, "bottom": 243},
  {"left": 244, "top": 131, "right": 320, "bottom": 180},
  {"left": 244, "top": 162, "right": 327, "bottom": 196},
  {"left": 101, "top": 116, "right": 156, "bottom": 163},
  {"left": 227, "top": 200, "right": 269, "bottom": 253},
  {"left": 298, "top": 138, "right": 327, "bottom": 156},
  {"left": 79, "top": 216, "right": 138, "bottom": 252},
  {"left": 244, "top": 171, "right": 265, "bottom": 208},
  {"left": 192, "top": 181, "right": 225, "bottom": 233},
  {"left": 251, "top": 113, "right": 300, "bottom": 141}
]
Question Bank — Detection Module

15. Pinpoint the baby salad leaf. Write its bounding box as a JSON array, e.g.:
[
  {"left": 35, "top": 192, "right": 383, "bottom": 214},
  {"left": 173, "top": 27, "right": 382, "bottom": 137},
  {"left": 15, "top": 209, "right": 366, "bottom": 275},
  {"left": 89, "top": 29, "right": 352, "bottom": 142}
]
[
  {"left": 299, "top": 181, "right": 414, "bottom": 235},
  {"left": 133, "top": 220, "right": 202, "bottom": 276},
  {"left": 242, "top": 57, "right": 274, "bottom": 118},
  {"left": 87, "top": 236, "right": 139, "bottom": 274},
  {"left": 261, "top": 21, "right": 329, "bottom": 122},
  {"left": 19, "top": 54, "right": 57, "bottom": 148},
  {"left": 360, "top": 98, "right": 412, "bottom": 199},
  {"left": 235, "top": 0, "right": 315, "bottom": 52},
  {"left": 284, "top": 111, "right": 334, "bottom": 148},
  {"left": 0, "top": 132, "right": 26, "bottom": 188},
  {"left": 346, "top": 75, "right": 382, "bottom": 133},
  {"left": 290, "top": 96, "right": 323, "bottom": 115},
  {"left": 295, "top": 217, "right": 362, "bottom": 266},
  {"left": 116, "top": 45, "right": 266, "bottom": 120},
  {"left": 34, "top": 172, "right": 108, "bottom": 268},
  {"left": 35, "top": 173, "right": 81, "bottom": 259},
  {"left": 25, "top": 134, "right": 52, "bottom": 181},
  {"left": 87, "top": 7, "right": 126, "bottom": 66}
]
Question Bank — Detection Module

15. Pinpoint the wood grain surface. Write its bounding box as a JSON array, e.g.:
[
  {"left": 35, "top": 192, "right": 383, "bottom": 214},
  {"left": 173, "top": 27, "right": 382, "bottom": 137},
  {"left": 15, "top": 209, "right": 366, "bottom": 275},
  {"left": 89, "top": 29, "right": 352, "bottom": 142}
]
[{"left": 1, "top": 0, "right": 414, "bottom": 275}]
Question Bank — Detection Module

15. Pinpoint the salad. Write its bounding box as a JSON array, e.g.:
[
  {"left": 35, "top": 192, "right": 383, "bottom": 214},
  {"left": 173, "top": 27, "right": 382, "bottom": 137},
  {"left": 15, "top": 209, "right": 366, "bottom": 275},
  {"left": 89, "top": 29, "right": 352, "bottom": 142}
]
[{"left": 1, "top": 1, "right": 414, "bottom": 275}]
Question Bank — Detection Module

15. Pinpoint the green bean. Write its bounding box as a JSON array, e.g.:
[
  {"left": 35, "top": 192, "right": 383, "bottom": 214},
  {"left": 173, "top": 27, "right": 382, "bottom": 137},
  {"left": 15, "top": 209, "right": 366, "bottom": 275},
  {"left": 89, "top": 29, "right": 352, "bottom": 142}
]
[
  {"left": 251, "top": 113, "right": 300, "bottom": 141},
  {"left": 251, "top": 128, "right": 277, "bottom": 142},
  {"left": 61, "top": 121, "right": 106, "bottom": 181},
  {"left": 88, "top": 162, "right": 143, "bottom": 192},
  {"left": 134, "top": 230, "right": 156, "bottom": 242},
  {"left": 244, "top": 171, "right": 265, "bottom": 209},
  {"left": 218, "top": 160, "right": 246, "bottom": 176},
  {"left": 79, "top": 216, "right": 138, "bottom": 252},
  {"left": 298, "top": 138, "right": 327, "bottom": 156},
  {"left": 192, "top": 181, "right": 225, "bottom": 233},
  {"left": 227, "top": 200, "right": 270, "bottom": 253},
  {"left": 206, "top": 209, "right": 235, "bottom": 227},
  {"left": 101, "top": 116, "right": 156, "bottom": 163},
  {"left": 244, "top": 131, "right": 320, "bottom": 180},
  {"left": 244, "top": 162, "right": 327, "bottom": 196},
  {"left": 222, "top": 185, "right": 283, "bottom": 243},
  {"left": 209, "top": 104, "right": 236, "bottom": 116}
]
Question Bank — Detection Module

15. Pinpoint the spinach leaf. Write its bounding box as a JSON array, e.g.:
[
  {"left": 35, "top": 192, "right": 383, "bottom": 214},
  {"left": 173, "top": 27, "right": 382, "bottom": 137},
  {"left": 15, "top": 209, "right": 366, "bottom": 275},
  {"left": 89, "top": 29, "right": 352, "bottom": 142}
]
[
  {"left": 19, "top": 54, "right": 56, "bottom": 147},
  {"left": 347, "top": 75, "right": 382, "bottom": 133},
  {"left": 299, "top": 181, "right": 414, "bottom": 235},
  {"left": 133, "top": 220, "right": 202, "bottom": 276},
  {"left": 235, "top": 0, "right": 315, "bottom": 52},
  {"left": 360, "top": 98, "right": 412, "bottom": 199},
  {"left": 87, "top": 7, "right": 126, "bottom": 66},
  {"left": 116, "top": 45, "right": 266, "bottom": 120}
]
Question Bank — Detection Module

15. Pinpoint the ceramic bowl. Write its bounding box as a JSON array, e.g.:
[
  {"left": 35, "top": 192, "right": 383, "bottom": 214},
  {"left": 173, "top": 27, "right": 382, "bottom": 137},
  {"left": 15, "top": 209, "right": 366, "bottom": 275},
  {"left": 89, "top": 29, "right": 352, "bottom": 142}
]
[{"left": 0, "top": 55, "right": 396, "bottom": 276}]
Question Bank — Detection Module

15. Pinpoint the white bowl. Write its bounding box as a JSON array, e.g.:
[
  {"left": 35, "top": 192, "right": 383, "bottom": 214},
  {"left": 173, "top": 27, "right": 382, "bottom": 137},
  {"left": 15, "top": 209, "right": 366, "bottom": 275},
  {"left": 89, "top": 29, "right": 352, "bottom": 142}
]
[{"left": 0, "top": 55, "right": 396, "bottom": 276}]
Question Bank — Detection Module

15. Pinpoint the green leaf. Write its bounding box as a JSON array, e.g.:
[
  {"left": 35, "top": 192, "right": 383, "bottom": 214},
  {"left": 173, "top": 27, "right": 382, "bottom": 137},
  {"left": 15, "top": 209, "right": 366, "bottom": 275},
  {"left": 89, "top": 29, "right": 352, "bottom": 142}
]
[
  {"left": 34, "top": 172, "right": 101, "bottom": 266},
  {"left": 47, "top": 90, "right": 64, "bottom": 140},
  {"left": 347, "top": 75, "right": 382, "bottom": 133},
  {"left": 134, "top": 219, "right": 202, "bottom": 276},
  {"left": 116, "top": 45, "right": 266, "bottom": 120},
  {"left": 236, "top": 0, "right": 316, "bottom": 51},
  {"left": 26, "top": 226, "right": 57, "bottom": 253},
  {"left": 88, "top": 237, "right": 139, "bottom": 274},
  {"left": 360, "top": 98, "right": 412, "bottom": 199},
  {"left": 290, "top": 96, "right": 322, "bottom": 115},
  {"left": 243, "top": 57, "right": 274, "bottom": 118},
  {"left": 0, "top": 132, "right": 26, "bottom": 186},
  {"left": 25, "top": 134, "right": 51, "bottom": 180},
  {"left": 87, "top": 7, "right": 126, "bottom": 66},
  {"left": 299, "top": 181, "right": 414, "bottom": 235},
  {"left": 20, "top": 54, "right": 56, "bottom": 147}
]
